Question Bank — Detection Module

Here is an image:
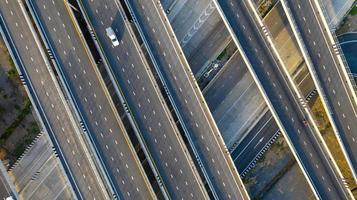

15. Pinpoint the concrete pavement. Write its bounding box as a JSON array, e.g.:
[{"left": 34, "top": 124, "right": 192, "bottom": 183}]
[
  {"left": 125, "top": 0, "right": 250, "bottom": 199},
  {"left": 283, "top": 0, "right": 357, "bottom": 181},
  {"left": 76, "top": 0, "right": 209, "bottom": 199},
  {"left": 27, "top": 0, "right": 156, "bottom": 198},
  {"left": 214, "top": 0, "right": 350, "bottom": 199},
  {"left": 0, "top": 0, "right": 112, "bottom": 198}
]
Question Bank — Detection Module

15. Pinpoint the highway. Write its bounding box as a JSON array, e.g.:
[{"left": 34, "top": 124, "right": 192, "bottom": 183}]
[
  {"left": 0, "top": 0, "right": 110, "bottom": 199},
  {"left": 125, "top": 0, "right": 249, "bottom": 199},
  {"left": 0, "top": 162, "right": 17, "bottom": 199},
  {"left": 76, "top": 0, "right": 209, "bottom": 199},
  {"left": 204, "top": 48, "right": 315, "bottom": 175},
  {"left": 27, "top": 0, "right": 156, "bottom": 199},
  {"left": 283, "top": 0, "right": 357, "bottom": 179},
  {"left": 214, "top": 0, "right": 350, "bottom": 199}
]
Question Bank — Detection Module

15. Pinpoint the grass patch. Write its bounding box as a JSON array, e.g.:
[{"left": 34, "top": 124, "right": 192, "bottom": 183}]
[
  {"left": 8, "top": 56, "right": 14, "bottom": 68},
  {"left": 7, "top": 56, "right": 19, "bottom": 81},
  {"left": 7, "top": 68, "right": 18, "bottom": 80},
  {"left": 258, "top": 0, "right": 275, "bottom": 18},
  {"left": 217, "top": 49, "right": 227, "bottom": 61},
  {"left": 12, "top": 142, "right": 25, "bottom": 158},
  {"left": 27, "top": 122, "right": 40, "bottom": 136},
  {"left": 350, "top": 5, "right": 357, "bottom": 16},
  {"left": 0, "top": 98, "right": 31, "bottom": 146},
  {"left": 311, "top": 97, "right": 357, "bottom": 195}
]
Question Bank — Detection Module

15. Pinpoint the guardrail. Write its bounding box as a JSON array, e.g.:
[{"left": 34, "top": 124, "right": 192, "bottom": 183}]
[
  {"left": 280, "top": 0, "right": 357, "bottom": 187},
  {"left": 25, "top": 0, "right": 119, "bottom": 198},
  {"left": 253, "top": 0, "right": 354, "bottom": 198},
  {"left": 122, "top": 1, "right": 243, "bottom": 199},
  {"left": 212, "top": 0, "right": 333, "bottom": 199},
  {"left": 76, "top": 0, "right": 171, "bottom": 198},
  {"left": 312, "top": 0, "right": 357, "bottom": 111},
  {"left": 63, "top": 1, "right": 157, "bottom": 199},
  {"left": 0, "top": 13, "right": 80, "bottom": 200}
]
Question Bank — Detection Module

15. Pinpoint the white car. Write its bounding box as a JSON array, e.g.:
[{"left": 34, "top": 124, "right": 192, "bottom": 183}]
[{"left": 106, "top": 27, "right": 119, "bottom": 47}]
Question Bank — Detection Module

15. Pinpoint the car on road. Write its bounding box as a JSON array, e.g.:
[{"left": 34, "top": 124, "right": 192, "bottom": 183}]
[{"left": 106, "top": 27, "right": 119, "bottom": 46}]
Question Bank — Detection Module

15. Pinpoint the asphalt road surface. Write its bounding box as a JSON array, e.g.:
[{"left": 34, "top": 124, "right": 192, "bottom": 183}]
[
  {"left": 215, "top": 0, "right": 350, "bottom": 199},
  {"left": 205, "top": 47, "right": 315, "bottom": 174},
  {"left": 0, "top": 0, "right": 110, "bottom": 199},
  {"left": 126, "top": 0, "right": 250, "bottom": 199},
  {"left": 28, "top": 0, "right": 156, "bottom": 199},
  {"left": 285, "top": 0, "right": 357, "bottom": 177},
  {"left": 77, "top": 0, "right": 209, "bottom": 199}
]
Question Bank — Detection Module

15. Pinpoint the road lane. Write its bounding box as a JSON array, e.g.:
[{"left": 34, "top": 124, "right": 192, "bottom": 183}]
[
  {"left": 76, "top": 0, "right": 209, "bottom": 199},
  {"left": 0, "top": 0, "right": 110, "bottom": 198},
  {"left": 125, "top": 0, "right": 250, "bottom": 199},
  {"left": 215, "top": 0, "right": 350, "bottom": 199},
  {"left": 28, "top": 0, "right": 156, "bottom": 198},
  {"left": 284, "top": 0, "right": 357, "bottom": 180}
]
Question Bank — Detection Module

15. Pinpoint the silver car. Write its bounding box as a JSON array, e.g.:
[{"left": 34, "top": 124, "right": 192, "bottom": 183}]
[{"left": 106, "top": 27, "right": 119, "bottom": 46}]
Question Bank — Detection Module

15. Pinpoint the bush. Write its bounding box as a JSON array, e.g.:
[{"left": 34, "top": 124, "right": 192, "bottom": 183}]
[
  {"left": 0, "top": 99, "right": 31, "bottom": 145},
  {"left": 350, "top": 5, "right": 357, "bottom": 16},
  {"left": 7, "top": 68, "right": 18, "bottom": 79}
]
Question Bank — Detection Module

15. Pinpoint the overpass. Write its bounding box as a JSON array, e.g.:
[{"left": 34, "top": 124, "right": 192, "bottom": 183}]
[
  {"left": 76, "top": 0, "right": 210, "bottom": 199},
  {"left": 124, "top": 0, "right": 250, "bottom": 199},
  {"left": 213, "top": 0, "right": 351, "bottom": 199},
  {"left": 0, "top": 0, "right": 110, "bottom": 198},
  {"left": 26, "top": 0, "right": 156, "bottom": 198},
  {"left": 281, "top": 0, "right": 357, "bottom": 182}
]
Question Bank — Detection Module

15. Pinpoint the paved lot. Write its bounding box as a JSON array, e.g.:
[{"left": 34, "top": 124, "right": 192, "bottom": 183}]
[{"left": 9, "top": 134, "right": 74, "bottom": 200}]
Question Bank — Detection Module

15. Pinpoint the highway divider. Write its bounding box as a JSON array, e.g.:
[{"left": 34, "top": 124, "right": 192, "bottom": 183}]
[
  {"left": 25, "top": 0, "right": 121, "bottom": 198},
  {"left": 124, "top": 1, "right": 250, "bottom": 199},
  {"left": 75, "top": 0, "right": 179, "bottom": 198},
  {"left": 280, "top": 0, "right": 357, "bottom": 192},
  {"left": 0, "top": 12, "right": 81, "bottom": 200},
  {"left": 63, "top": 1, "right": 156, "bottom": 198},
  {"left": 212, "top": 0, "right": 327, "bottom": 198}
]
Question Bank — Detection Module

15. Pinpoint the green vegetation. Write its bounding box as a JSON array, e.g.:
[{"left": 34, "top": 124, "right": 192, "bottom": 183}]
[
  {"left": 7, "top": 68, "right": 18, "bottom": 79},
  {"left": 311, "top": 97, "right": 357, "bottom": 196},
  {"left": 217, "top": 49, "right": 227, "bottom": 61},
  {"left": 350, "top": 5, "right": 357, "bottom": 16},
  {"left": 253, "top": 159, "right": 295, "bottom": 200},
  {"left": 258, "top": 0, "right": 275, "bottom": 18},
  {"left": 0, "top": 98, "right": 31, "bottom": 146},
  {"left": 27, "top": 122, "right": 40, "bottom": 136},
  {"left": 8, "top": 56, "right": 14, "bottom": 68},
  {"left": 0, "top": 105, "right": 5, "bottom": 115},
  {"left": 7, "top": 56, "right": 18, "bottom": 80},
  {"left": 12, "top": 142, "right": 25, "bottom": 158}
]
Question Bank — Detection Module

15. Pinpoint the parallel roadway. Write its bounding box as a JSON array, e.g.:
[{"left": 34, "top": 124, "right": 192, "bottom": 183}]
[
  {"left": 77, "top": 0, "right": 209, "bottom": 199},
  {"left": 125, "top": 0, "right": 249, "bottom": 199},
  {"left": 214, "top": 0, "right": 350, "bottom": 199},
  {"left": 28, "top": 0, "right": 155, "bottom": 198},
  {"left": 283, "top": 0, "right": 357, "bottom": 179},
  {"left": 0, "top": 0, "right": 109, "bottom": 198}
]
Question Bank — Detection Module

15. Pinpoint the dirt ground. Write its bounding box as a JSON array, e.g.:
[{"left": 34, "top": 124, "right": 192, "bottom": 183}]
[
  {"left": 312, "top": 97, "right": 357, "bottom": 197},
  {"left": 0, "top": 38, "right": 40, "bottom": 167},
  {"left": 243, "top": 136, "right": 314, "bottom": 199},
  {"left": 336, "top": 4, "right": 357, "bottom": 34}
]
